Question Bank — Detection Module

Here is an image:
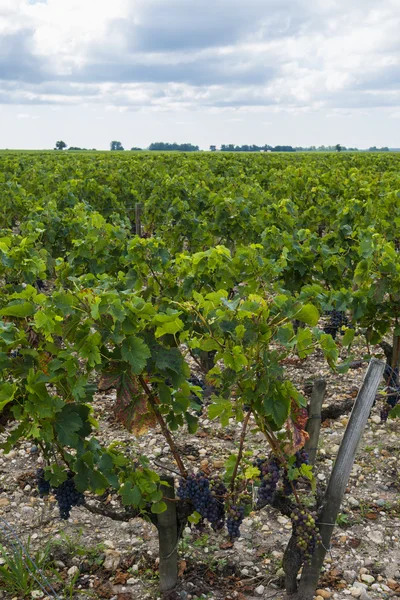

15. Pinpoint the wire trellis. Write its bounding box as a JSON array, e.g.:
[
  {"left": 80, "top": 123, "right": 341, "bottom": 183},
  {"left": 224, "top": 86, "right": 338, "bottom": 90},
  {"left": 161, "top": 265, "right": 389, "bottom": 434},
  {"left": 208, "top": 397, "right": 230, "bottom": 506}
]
[{"left": 0, "top": 516, "right": 62, "bottom": 600}]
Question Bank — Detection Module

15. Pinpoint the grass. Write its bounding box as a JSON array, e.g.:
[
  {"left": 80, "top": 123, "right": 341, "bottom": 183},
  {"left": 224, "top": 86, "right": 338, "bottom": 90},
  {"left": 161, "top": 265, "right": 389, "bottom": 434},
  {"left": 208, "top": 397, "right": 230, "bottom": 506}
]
[
  {"left": 0, "top": 537, "right": 56, "bottom": 598},
  {"left": 0, "top": 533, "right": 103, "bottom": 599},
  {"left": 49, "top": 528, "right": 106, "bottom": 565}
]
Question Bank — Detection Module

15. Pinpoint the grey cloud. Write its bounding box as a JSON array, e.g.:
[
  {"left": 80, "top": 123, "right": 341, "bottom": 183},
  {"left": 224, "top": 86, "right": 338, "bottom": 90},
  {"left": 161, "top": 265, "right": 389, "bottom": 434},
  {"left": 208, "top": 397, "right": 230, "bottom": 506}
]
[
  {"left": 119, "top": 0, "right": 306, "bottom": 52},
  {"left": 0, "top": 0, "right": 399, "bottom": 114},
  {"left": 0, "top": 29, "right": 47, "bottom": 83}
]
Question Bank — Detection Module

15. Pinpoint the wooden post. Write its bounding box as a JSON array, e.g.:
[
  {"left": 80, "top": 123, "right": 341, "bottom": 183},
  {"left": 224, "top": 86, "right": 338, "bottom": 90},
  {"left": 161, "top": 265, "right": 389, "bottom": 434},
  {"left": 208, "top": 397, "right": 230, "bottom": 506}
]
[
  {"left": 305, "top": 378, "right": 327, "bottom": 465},
  {"left": 135, "top": 203, "right": 142, "bottom": 237},
  {"left": 297, "top": 359, "right": 385, "bottom": 600},
  {"left": 157, "top": 476, "right": 178, "bottom": 593}
]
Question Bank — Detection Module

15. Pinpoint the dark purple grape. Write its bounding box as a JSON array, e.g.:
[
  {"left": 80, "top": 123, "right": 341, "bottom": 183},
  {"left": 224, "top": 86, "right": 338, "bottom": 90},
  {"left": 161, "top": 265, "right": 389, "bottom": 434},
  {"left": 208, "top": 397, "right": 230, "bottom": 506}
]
[
  {"left": 226, "top": 505, "right": 245, "bottom": 539},
  {"left": 36, "top": 468, "right": 50, "bottom": 497},
  {"left": 53, "top": 472, "right": 84, "bottom": 520},
  {"left": 177, "top": 473, "right": 227, "bottom": 530}
]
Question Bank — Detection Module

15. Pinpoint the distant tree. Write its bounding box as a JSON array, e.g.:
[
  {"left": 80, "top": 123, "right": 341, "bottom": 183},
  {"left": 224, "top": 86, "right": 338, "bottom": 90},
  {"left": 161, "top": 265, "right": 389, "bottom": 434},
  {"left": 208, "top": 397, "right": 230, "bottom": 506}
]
[
  {"left": 148, "top": 142, "right": 199, "bottom": 152},
  {"left": 368, "top": 146, "right": 389, "bottom": 152},
  {"left": 130, "top": 147, "right": 143, "bottom": 151},
  {"left": 209, "top": 145, "right": 217, "bottom": 152},
  {"left": 110, "top": 141, "right": 124, "bottom": 151},
  {"left": 335, "top": 144, "right": 342, "bottom": 152},
  {"left": 55, "top": 141, "right": 67, "bottom": 151},
  {"left": 272, "top": 145, "right": 295, "bottom": 152}
]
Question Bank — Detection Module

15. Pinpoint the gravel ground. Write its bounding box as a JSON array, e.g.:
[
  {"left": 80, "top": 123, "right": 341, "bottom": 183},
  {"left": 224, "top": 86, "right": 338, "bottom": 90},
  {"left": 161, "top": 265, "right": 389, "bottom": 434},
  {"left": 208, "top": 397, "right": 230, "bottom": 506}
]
[{"left": 0, "top": 344, "right": 399, "bottom": 600}]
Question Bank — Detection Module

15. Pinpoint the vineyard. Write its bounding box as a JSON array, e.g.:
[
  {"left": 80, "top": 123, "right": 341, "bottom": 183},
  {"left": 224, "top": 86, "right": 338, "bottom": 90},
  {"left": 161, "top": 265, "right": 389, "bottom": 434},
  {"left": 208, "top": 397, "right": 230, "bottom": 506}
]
[{"left": 0, "top": 151, "right": 400, "bottom": 600}]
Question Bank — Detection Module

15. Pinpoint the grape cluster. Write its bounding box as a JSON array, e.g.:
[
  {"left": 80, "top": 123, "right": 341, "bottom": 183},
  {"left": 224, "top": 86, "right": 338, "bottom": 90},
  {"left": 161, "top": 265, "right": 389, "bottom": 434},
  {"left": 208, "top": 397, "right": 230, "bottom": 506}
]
[
  {"left": 380, "top": 386, "right": 400, "bottom": 422},
  {"left": 207, "top": 479, "right": 227, "bottom": 531},
  {"left": 380, "top": 405, "right": 390, "bottom": 422},
  {"left": 54, "top": 472, "right": 84, "bottom": 520},
  {"left": 35, "top": 468, "right": 50, "bottom": 497},
  {"left": 384, "top": 365, "right": 398, "bottom": 387},
  {"left": 177, "top": 473, "right": 227, "bottom": 530},
  {"left": 226, "top": 505, "right": 245, "bottom": 539},
  {"left": 256, "top": 457, "right": 280, "bottom": 507},
  {"left": 280, "top": 450, "right": 310, "bottom": 498},
  {"left": 290, "top": 506, "right": 321, "bottom": 562},
  {"left": 295, "top": 449, "right": 309, "bottom": 468},
  {"left": 323, "top": 310, "right": 349, "bottom": 339}
]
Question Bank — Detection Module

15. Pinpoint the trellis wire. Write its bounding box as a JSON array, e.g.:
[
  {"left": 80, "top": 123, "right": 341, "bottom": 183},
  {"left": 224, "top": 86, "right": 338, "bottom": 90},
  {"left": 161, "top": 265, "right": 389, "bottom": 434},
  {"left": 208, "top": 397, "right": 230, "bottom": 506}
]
[{"left": 0, "top": 516, "right": 62, "bottom": 599}]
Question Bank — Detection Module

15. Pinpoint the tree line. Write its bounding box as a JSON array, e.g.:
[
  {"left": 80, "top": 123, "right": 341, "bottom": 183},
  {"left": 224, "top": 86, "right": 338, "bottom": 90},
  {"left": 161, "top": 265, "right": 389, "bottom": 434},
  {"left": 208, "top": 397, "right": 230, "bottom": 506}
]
[{"left": 53, "top": 140, "right": 393, "bottom": 153}]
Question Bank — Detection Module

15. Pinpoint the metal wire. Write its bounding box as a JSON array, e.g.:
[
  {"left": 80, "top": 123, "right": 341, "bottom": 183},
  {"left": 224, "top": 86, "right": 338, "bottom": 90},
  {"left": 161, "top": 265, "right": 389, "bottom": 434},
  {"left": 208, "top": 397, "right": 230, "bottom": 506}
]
[{"left": 0, "top": 516, "right": 62, "bottom": 599}]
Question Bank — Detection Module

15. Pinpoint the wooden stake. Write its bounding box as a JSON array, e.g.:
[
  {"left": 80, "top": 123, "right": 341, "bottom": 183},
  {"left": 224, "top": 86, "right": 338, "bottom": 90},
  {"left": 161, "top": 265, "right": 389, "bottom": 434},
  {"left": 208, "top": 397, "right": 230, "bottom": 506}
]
[{"left": 297, "top": 359, "right": 385, "bottom": 600}]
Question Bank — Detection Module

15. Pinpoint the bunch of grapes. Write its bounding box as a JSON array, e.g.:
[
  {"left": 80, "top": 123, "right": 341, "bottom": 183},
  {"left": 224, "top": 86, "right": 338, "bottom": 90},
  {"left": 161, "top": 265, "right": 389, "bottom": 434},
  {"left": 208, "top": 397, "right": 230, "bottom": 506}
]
[
  {"left": 380, "top": 404, "right": 391, "bottom": 422},
  {"left": 290, "top": 506, "right": 321, "bottom": 562},
  {"left": 380, "top": 386, "right": 400, "bottom": 421},
  {"left": 54, "top": 472, "right": 84, "bottom": 520},
  {"left": 282, "top": 449, "right": 310, "bottom": 496},
  {"left": 226, "top": 505, "right": 245, "bottom": 539},
  {"left": 323, "top": 310, "right": 349, "bottom": 339},
  {"left": 177, "top": 473, "right": 227, "bottom": 530},
  {"left": 207, "top": 479, "right": 227, "bottom": 531},
  {"left": 256, "top": 457, "right": 280, "bottom": 507},
  {"left": 384, "top": 365, "right": 399, "bottom": 387},
  {"left": 295, "top": 449, "right": 309, "bottom": 468},
  {"left": 35, "top": 468, "right": 50, "bottom": 497}
]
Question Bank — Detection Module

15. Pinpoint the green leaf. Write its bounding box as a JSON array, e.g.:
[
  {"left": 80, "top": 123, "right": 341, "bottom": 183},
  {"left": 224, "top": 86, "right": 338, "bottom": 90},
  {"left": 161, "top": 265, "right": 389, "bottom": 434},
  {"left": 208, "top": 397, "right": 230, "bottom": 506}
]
[
  {"left": 245, "top": 466, "right": 260, "bottom": 480},
  {"left": 295, "top": 304, "right": 319, "bottom": 326},
  {"left": 185, "top": 412, "right": 199, "bottom": 434},
  {"left": 389, "top": 405, "right": 400, "bottom": 419},
  {"left": 153, "top": 312, "right": 184, "bottom": 338},
  {"left": 223, "top": 346, "right": 248, "bottom": 372},
  {"left": 208, "top": 398, "right": 233, "bottom": 426},
  {"left": 121, "top": 337, "right": 151, "bottom": 374},
  {"left": 54, "top": 405, "right": 83, "bottom": 447},
  {"left": 263, "top": 393, "right": 290, "bottom": 428},
  {"left": 151, "top": 501, "right": 167, "bottom": 514},
  {"left": 341, "top": 328, "right": 355, "bottom": 347},
  {"left": 121, "top": 481, "right": 142, "bottom": 506},
  {"left": 224, "top": 454, "right": 238, "bottom": 480},
  {"left": 0, "top": 302, "right": 35, "bottom": 318},
  {"left": 296, "top": 328, "right": 313, "bottom": 358},
  {"left": 188, "top": 511, "right": 202, "bottom": 524},
  {"left": 0, "top": 382, "right": 17, "bottom": 411}
]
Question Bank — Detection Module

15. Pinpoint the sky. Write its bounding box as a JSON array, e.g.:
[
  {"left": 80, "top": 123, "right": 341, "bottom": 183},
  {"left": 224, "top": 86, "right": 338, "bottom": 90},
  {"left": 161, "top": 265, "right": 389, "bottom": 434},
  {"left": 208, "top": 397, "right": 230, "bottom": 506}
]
[{"left": 0, "top": 0, "right": 400, "bottom": 149}]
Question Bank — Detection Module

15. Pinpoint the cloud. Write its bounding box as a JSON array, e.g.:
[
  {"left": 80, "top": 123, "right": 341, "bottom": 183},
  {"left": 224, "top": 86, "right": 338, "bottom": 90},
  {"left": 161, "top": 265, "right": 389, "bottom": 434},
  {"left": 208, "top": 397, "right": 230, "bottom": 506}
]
[{"left": 0, "top": 0, "right": 399, "bottom": 114}]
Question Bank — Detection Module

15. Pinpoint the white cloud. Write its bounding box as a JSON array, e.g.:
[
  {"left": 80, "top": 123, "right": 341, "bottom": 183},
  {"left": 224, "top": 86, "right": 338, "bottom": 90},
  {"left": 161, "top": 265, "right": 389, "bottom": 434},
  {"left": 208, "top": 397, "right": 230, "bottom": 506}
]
[{"left": 0, "top": 0, "right": 399, "bottom": 147}]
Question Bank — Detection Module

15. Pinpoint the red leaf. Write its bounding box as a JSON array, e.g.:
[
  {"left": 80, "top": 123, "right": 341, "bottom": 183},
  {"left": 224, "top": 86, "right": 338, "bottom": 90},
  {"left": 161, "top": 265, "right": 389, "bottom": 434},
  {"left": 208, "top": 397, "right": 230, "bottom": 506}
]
[
  {"left": 100, "top": 364, "right": 157, "bottom": 436},
  {"left": 284, "top": 402, "right": 309, "bottom": 454}
]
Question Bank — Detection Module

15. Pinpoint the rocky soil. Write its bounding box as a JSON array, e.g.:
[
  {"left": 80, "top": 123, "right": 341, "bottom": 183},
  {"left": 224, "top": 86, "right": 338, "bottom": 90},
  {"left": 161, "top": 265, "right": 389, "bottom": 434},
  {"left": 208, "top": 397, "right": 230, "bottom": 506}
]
[{"left": 0, "top": 345, "right": 399, "bottom": 600}]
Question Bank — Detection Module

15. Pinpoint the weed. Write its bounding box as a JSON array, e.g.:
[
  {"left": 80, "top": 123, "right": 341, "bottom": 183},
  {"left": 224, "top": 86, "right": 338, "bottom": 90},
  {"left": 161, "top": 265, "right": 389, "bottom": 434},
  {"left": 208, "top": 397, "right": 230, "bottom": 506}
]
[{"left": 0, "top": 537, "right": 55, "bottom": 598}]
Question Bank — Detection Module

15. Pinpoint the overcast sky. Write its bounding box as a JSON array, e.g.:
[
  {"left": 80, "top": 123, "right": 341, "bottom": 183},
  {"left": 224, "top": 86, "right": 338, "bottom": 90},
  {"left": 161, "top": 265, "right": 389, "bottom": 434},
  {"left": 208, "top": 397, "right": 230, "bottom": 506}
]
[{"left": 1, "top": 0, "right": 399, "bottom": 149}]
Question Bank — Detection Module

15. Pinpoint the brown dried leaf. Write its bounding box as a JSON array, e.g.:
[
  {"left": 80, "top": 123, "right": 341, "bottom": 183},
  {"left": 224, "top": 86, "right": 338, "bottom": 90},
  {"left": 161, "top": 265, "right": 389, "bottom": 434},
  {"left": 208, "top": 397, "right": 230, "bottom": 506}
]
[
  {"left": 178, "top": 560, "right": 187, "bottom": 577},
  {"left": 114, "top": 571, "right": 129, "bottom": 585},
  {"left": 220, "top": 541, "right": 234, "bottom": 549},
  {"left": 284, "top": 402, "right": 309, "bottom": 454},
  {"left": 100, "top": 365, "right": 157, "bottom": 436}
]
